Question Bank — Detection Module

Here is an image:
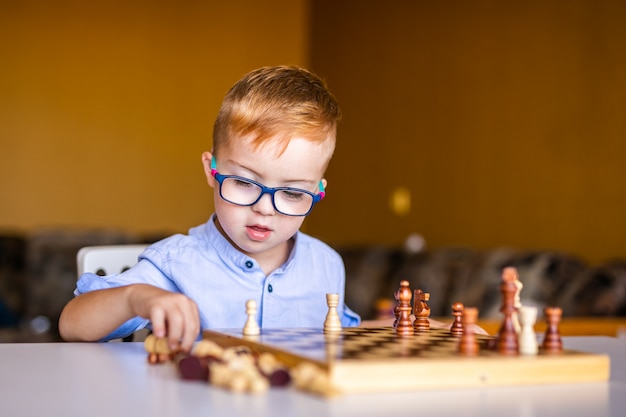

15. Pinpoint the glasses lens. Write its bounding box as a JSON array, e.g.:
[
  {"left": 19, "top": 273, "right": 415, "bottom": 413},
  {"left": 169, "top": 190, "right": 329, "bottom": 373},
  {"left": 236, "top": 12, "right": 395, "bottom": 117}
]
[
  {"left": 220, "top": 177, "right": 262, "bottom": 205},
  {"left": 274, "top": 189, "right": 314, "bottom": 216},
  {"left": 219, "top": 176, "right": 315, "bottom": 216}
]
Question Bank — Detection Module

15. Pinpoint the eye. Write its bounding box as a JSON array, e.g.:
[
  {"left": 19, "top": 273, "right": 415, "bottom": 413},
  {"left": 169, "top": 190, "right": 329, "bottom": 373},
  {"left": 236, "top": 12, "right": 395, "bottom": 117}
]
[
  {"left": 281, "top": 190, "right": 307, "bottom": 201},
  {"left": 233, "top": 178, "right": 255, "bottom": 188}
]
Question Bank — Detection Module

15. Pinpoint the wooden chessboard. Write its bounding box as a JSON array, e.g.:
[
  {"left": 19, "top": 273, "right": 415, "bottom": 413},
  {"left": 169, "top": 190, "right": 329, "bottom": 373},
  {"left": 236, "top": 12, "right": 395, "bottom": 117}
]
[{"left": 202, "top": 326, "right": 610, "bottom": 394}]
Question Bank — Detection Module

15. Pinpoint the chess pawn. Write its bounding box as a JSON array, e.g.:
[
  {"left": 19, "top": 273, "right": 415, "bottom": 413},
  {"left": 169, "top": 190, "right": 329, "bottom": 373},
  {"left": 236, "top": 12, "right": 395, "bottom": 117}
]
[
  {"left": 542, "top": 306, "right": 563, "bottom": 353},
  {"left": 458, "top": 307, "right": 479, "bottom": 356},
  {"left": 450, "top": 302, "right": 464, "bottom": 336},
  {"left": 243, "top": 299, "right": 260, "bottom": 336},
  {"left": 324, "top": 293, "right": 342, "bottom": 333},
  {"left": 518, "top": 306, "right": 538, "bottom": 355}
]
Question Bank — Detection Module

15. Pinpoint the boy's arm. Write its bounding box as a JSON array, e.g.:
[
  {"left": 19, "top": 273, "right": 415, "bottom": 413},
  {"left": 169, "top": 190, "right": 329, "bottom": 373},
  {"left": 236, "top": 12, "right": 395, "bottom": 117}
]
[{"left": 58, "top": 284, "right": 200, "bottom": 351}]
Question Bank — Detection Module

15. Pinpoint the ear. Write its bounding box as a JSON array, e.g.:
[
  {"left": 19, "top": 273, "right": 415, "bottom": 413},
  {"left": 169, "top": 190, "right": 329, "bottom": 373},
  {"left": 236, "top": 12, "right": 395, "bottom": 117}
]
[
  {"left": 201, "top": 151, "right": 216, "bottom": 188},
  {"left": 321, "top": 178, "right": 327, "bottom": 192}
]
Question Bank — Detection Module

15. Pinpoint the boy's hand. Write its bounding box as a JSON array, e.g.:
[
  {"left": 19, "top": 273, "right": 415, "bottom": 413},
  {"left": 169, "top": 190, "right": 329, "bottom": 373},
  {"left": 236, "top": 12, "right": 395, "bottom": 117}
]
[{"left": 127, "top": 284, "right": 200, "bottom": 352}]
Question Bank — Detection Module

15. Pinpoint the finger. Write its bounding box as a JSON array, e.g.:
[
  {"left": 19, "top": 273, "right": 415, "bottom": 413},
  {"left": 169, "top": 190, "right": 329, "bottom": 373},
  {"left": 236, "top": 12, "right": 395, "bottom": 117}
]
[
  {"left": 150, "top": 306, "right": 166, "bottom": 338},
  {"left": 180, "top": 301, "right": 200, "bottom": 351},
  {"left": 165, "top": 307, "right": 184, "bottom": 350}
]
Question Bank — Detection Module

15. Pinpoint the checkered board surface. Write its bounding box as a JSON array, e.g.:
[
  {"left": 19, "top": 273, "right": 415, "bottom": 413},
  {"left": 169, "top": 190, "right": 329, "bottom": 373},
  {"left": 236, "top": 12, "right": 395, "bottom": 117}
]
[
  {"left": 202, "top": 327, "right": 610, "bottom": 393},
  {"left": 206, "top": 327, "right": 496, "bottom": 361}
]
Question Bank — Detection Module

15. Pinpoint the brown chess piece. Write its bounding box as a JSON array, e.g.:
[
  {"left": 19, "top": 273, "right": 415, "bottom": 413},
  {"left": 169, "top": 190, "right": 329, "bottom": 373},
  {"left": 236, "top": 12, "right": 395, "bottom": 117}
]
[
  {"left": 497, "top": 267, "right": 520, "bottom": 355},
  {"left": 458, "top": 307, "right": 479, "bottom": 356},
  {"left": 450, "top": 302, "right": 464, "bottom": 336},
  {"left": 413, "top": 289, "right": 431, "bottom": 332},
  {"left": 393, "top": 289, "right": 400, "bottom": 328},
  {"left": 542, "top": 306, "right": 563, "bottom": 353},
  {"left": 395, "top": 280, "right": 414, "bottom": 336}
]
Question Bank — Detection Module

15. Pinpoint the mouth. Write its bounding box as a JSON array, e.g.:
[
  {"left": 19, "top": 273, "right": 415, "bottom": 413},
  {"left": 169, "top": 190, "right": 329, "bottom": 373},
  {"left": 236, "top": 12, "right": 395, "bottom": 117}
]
[{"left": 246, "top": 224, "right": 273, "bottom": 242}]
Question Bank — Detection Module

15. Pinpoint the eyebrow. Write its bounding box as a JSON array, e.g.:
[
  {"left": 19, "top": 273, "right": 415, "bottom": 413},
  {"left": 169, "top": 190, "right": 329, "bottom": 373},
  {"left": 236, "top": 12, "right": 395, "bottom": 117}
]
[{"left": 226, "top": 160, "right": 318, "bottom": 187}]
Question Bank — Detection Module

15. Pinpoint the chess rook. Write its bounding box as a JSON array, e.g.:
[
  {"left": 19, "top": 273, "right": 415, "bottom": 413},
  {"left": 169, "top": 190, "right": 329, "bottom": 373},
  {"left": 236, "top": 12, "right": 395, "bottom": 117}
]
[
  {"left": 324, "top": 293, "right": 342, "bottom": 333},
  {"left": 542, "top": 306, "right": 563, "bottom": 353},
  {"left": 518, "top": 306, "right": 539, "bottom": 355},
  {"left": 458, "top": 307, "right": 479, "bottom": 356}
]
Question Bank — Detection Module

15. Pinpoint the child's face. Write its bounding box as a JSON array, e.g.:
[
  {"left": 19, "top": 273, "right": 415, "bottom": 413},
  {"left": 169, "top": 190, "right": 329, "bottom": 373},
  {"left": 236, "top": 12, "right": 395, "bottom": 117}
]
[{"left": 202, "top": 135, "right": 331, "bottom": 263}]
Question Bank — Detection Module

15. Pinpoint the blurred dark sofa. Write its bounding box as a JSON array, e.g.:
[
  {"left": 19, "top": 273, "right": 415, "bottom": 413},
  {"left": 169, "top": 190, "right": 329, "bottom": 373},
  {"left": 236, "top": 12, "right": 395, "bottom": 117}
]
[
  {"left": 1, "top": 231, "right": 625, "bottom": 342},
  {"left": 0, "top": 229, "right": 165, "bottom": 342},
  {"left": 341, "top": 245, "right": 626, "bottom": 321}
]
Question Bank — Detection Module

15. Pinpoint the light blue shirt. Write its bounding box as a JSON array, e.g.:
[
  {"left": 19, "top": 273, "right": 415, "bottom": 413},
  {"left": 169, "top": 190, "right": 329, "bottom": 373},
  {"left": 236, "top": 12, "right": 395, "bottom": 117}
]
[{"left": 75, "top": 215, "right": 361, "bottom": 340}]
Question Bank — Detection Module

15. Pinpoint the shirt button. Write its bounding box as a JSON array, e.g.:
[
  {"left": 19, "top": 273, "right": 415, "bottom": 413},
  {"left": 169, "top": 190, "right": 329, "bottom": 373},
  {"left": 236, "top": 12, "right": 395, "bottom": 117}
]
[
  {"left": 245, "top": 260, "right": 254, "bottom": 268},
  {"left": 268, "top": 284, "right": 273, "bottom": 293}
]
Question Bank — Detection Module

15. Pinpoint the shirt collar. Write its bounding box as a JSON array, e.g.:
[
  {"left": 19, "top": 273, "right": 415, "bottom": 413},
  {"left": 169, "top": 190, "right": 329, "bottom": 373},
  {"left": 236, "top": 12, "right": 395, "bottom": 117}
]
[{"left": 203, "top": 214, "right": 299, "bottom": 274}]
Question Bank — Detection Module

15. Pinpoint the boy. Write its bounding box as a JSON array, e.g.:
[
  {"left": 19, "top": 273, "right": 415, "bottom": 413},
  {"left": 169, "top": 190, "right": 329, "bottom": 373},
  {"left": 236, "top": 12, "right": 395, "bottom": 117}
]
[{"left": 58, "top": 66, "right": 361, "bottom": 352}]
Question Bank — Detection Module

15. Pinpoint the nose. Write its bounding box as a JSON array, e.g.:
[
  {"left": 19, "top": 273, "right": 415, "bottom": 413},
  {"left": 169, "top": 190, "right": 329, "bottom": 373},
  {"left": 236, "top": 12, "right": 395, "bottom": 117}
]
[{"left": 251, "top": 191, "right": 276, "bottom": 215}]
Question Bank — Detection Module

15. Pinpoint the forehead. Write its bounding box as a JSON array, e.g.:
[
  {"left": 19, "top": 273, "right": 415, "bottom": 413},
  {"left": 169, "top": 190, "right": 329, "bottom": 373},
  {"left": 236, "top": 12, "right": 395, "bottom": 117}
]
[
  {"left": 218, "top": 128, "right": 335, "bottom": 155},
  {"left": 222, "top": 130, "right": 333, "bottom": 158},
  {"left": 220, "top": 135, "right": 332, "bottom": 179}
]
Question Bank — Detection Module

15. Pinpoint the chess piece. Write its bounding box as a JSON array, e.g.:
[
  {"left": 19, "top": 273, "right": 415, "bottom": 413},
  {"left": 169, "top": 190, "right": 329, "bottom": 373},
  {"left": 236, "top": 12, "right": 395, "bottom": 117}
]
[
  {"left": 177, "top": 354, "right": 212, "bottom": 381},
  {"left": 497, "top": 267, "right": 519, "bottom": 355},
  {"left": 257, "top": 352, "right": 291, "bottom": 387},
  {"left": 144, "top": 334, "right": 180, "bottom": 363},
  {"left": 458, "top": 307, "right": 479, "bottom": 356},
  {"left": 450, "top": 302, "right": 464, "bottom": 336},
  {"left": 324, "top": 293, "right": 342, "bottom": 333},
  {"left": 542, "top": 306, "right": 563, "bottom": 353},
  {"left": 243, "top": 299, "right": 260, "bottom": 336},
  {"left": 395, "top": 280, "right": 414, "bottom": 336},
  {"left": 412, "top": 289, "right": 431, "bottom": 332},
  {"left": 512, "top": 274, "right": 523, "bottom": 334},
  {"left": 518, "top": 306, "right": 538, "bottom": 355}
]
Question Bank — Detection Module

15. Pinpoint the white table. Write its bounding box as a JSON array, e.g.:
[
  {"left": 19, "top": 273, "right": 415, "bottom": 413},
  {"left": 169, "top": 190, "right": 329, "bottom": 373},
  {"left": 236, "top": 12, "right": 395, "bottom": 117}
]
[{"left": 1, "top": 337, "right": 625, "bottom": 417}]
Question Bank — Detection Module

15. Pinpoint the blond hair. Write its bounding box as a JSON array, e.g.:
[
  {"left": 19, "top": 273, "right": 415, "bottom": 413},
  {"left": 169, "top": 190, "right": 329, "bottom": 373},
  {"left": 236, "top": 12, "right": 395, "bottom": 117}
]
[{"left": 212, "top": 66, "right": 341, "bottom": 157}]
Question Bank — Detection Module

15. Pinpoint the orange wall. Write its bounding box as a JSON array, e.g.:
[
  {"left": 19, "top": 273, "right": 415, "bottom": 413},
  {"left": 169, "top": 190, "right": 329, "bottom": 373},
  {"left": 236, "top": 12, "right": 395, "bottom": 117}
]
[
  {"left": 2, "top": 1, "right": 626, "bottom": 265},
  {"left": 0, "top": 0, "right": 309, "bottom": 235},
  {"left": 308, "top": 0, "right": 626, "bottom": 264}
]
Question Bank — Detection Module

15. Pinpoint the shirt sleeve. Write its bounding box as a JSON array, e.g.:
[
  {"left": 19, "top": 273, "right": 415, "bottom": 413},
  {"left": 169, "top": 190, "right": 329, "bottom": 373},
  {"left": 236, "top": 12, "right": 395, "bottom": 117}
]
[
  {"left": 341, "top": 304, "right": 361, "bottom": 327},
  {"left": 74, "top": 256, "right": 178, "bottom": 341}
]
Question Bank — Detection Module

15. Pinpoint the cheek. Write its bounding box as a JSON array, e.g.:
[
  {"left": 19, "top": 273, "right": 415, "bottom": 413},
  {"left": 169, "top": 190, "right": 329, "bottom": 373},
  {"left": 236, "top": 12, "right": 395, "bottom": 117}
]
[
  {"left": 277, "top": 216, "right": 307, "bottom": 237},
  {"left": 213, "top": 196, "right": 234, "bottom": 220},
  {"left": 212, "top": 201, "right": 244, "bottom": 242}
]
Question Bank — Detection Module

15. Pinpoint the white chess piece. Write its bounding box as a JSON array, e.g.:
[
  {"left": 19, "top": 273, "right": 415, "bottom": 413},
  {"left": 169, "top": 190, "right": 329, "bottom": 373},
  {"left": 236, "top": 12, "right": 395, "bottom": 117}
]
[
  {"left": 243, "top": 299, "right": 260, "bottom": 336},
  {"left": 324, "top": 293, "right": 342, "bottom": 333},
  {"left": 518, "top": 305, "right": 538, "bottom": 355}
]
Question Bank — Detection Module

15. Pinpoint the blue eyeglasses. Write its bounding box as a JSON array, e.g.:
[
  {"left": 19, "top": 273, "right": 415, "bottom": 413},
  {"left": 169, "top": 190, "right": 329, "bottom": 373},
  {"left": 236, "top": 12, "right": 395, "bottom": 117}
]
[{"left": 210, "top": 157, "right": 325, "bottom": 216}]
